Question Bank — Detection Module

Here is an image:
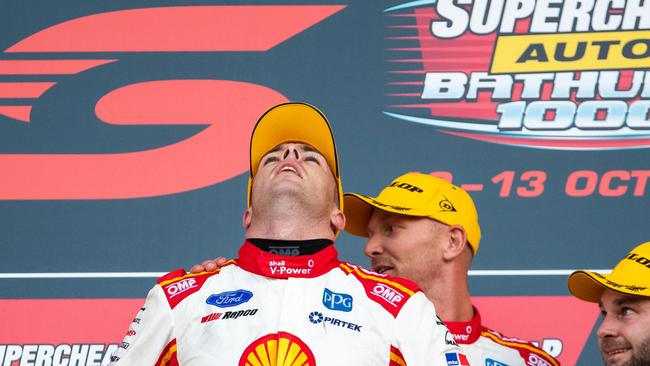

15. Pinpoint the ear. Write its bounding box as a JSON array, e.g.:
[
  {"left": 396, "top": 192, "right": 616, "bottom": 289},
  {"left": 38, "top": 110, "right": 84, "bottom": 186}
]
[
  {"left": 442, "top": 226, "right": 468, "bottom": 261},
  {"left": 242, "top": 207, "right": 253, "bottom": 229},
  {"left": 330, "top": 209, "right": 346, "bottom": 233}
]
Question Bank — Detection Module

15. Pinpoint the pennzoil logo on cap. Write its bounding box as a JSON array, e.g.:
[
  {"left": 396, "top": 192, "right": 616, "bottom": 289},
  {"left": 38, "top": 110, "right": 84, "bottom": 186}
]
[{"left": 239, "top": 332, "right": 315, "bottom": 366}]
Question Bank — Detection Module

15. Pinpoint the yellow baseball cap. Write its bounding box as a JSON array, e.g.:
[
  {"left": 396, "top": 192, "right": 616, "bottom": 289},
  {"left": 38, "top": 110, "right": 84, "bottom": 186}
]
[
  {"left": 247, "top": 102, "right": 343, "bottom": 210},
  {"left": 568, "top": 241, "right": 650, "bottom": 302},
  {"left": 344, "top": 172, "right": 481, "bottom": 253}
]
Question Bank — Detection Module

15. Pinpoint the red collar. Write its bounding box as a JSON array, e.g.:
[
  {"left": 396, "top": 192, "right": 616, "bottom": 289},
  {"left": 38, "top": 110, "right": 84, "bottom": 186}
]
[
  {"left": 443, "top": 306, "right": 483, "bottom": 344},
  {"left": 237, "top": 241, "right": 340, "bottom": 279}
]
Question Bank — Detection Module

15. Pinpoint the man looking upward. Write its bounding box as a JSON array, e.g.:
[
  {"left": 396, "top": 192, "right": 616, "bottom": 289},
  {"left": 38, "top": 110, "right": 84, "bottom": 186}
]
[
  {"left": 193, "top": 172, "right": 559, "bottom": 365},
  {"left": 111, "top": 103, "right": 465, "bottom": 365}
]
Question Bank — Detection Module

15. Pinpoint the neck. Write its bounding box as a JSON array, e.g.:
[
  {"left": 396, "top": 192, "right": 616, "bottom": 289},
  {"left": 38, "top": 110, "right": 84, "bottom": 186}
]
[
  {"left": 246, "top": 205, "right": 335, "bottom": 241},
  {"left": 420, "top": 266, "right": 474, "bottom": 322}
]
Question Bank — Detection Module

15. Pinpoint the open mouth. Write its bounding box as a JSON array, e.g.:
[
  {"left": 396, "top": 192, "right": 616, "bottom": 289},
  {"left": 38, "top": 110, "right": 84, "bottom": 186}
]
[
  {"left": 276, "top": 163, "right": 302, "bottom": 177},
  {"left": 280, "top": 166, "right": 297, "bottom": 174},
  {"left": 373, "top": 265, "right": 394, "bottom": 275},
  {"left": 605, "top": 348, "right": 631, "bottom": 356}
]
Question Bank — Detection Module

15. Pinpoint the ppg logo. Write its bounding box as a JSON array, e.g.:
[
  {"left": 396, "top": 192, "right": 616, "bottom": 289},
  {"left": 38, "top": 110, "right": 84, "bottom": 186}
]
[
  {"left": 322, "top": 288, "right": 353, "bottom": 312},
  {"left": 486, "top": 358, "right": 509, "bottom": 366}
]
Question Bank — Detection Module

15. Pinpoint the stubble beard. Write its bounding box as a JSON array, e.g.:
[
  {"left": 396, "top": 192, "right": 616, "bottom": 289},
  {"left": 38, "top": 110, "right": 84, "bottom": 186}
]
[
  {"left": 602, "top": 335, "right": 650, "bottom": 366},
  {"left": 627, "top": 335, "right": 650, "bottom": 366}
]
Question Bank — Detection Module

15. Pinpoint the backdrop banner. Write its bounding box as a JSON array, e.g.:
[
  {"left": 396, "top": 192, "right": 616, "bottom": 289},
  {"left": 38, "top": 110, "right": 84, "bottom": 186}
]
[{"left": 2, "top": 1, "right": 648, "bottom": 365}]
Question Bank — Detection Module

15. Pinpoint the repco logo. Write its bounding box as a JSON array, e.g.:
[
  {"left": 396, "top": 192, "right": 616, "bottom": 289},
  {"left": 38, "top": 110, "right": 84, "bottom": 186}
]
[
  {"left": 370, "top": 284, "right": 404, "bottom": 307},
  {"left": 389, "top": 182, "right": 423, "bottom": 193},
  {"left": 165, "top": 278, "right": 198, "bottom": 298},
  {"left": 626, "top": 253, "right": 650, "bottom": 269}
]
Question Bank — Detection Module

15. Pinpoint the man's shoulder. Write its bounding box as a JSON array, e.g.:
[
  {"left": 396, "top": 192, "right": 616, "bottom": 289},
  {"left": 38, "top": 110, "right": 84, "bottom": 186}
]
[
  {"left": 156, "top": 261, "right": 238, "bottom": 309},
  {"left": 479, "top": 327, "right": 560, "bottom": 366},
  {"left": 337, "top": 262, "right": 423, "bottom": 318}
]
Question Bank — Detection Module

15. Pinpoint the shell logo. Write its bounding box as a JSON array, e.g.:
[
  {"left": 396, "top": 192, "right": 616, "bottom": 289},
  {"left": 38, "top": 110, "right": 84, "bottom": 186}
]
[{"left": 239, "top": 331, "right": 316, "bottom": 366}]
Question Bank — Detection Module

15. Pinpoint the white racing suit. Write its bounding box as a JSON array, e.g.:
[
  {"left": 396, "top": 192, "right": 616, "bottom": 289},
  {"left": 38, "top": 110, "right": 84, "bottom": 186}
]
[
  {"left": 110, "top": 241, "right": 468, "bottom": 365},
  {"left": 445, "top": 307, "right": 559, "bottom": 366}
]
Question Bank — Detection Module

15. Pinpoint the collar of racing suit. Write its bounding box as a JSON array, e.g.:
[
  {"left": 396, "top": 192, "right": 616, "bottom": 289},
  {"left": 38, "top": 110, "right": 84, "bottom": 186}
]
[
  {"left": 237, "top": 240, "right": 340, "bottom": 279},
  {"left": 442, "top": 306, "right": 482, "bottom": 345}
]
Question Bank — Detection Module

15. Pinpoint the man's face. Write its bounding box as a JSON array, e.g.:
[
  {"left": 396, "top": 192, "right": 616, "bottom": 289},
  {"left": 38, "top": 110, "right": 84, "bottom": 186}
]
[
  {"left": 251, "top": 142, "right": 337, "bottom": 213},
  {"left": 598, "top": 289, "right": 650, "bottom": 366},
  {"left": 364, "top": 209, "right": 447, "bottom": 290}
]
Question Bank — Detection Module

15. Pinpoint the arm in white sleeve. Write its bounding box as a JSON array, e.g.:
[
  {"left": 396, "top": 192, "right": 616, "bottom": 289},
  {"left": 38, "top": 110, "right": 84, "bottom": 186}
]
[
  {"left": 394, "top": 292, "right": 470, "bottom": 365},
  {"left": 110, "top": 285, "right": 176, "bottom": 366}
]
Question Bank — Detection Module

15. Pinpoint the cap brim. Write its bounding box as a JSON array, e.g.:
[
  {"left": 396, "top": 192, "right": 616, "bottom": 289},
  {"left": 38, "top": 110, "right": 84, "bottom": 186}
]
[
  {"left": 250, "top": 103, "right": 338, "bottom": 179},
  {"left": 567, "top": 270, "right": 650, "bottom": 303},
  {"left": 343, "top": 193, "right": 429, "bottom": 237},
  {"left": 568, "top": 270, "right": 609, "bottom": 303}
]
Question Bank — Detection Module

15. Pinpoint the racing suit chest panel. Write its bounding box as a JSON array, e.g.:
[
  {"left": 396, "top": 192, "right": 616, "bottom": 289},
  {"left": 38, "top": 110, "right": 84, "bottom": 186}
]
[
  {"left": 173, "top": 265, "right": 396, "bottom": 365},
  {"left": 462, "top": 336, "right": 529, "bottom": 366}
]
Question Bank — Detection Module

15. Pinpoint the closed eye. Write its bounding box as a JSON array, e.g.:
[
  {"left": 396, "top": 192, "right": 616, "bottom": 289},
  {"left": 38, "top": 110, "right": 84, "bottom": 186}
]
[
  {"left": 304, "top": 156, "right": 320, "bottom": 164},
  {"left": 263, "top": 156, "right": 280, "bottom": 166}
]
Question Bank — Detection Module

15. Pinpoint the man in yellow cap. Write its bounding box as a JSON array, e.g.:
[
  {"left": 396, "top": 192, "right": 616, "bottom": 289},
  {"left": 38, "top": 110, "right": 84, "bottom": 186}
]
[
  {"left": 343, "top": 172, "right": 558, "bottom": 366},
  {"left": 568, "top": 242, "right": 650, "bottom": 366},
  {"left": 111, "top": 103, "right": 465, "bottom": 365}
]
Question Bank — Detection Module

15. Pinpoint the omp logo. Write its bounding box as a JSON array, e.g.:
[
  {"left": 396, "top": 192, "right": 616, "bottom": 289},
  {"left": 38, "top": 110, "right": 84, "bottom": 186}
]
[
  {"left": 384, "top": 1, "right": 650, "bottom": 150},
  {"left": 239, "top": 332, "right": 315, "bottom": 366},
  {"left": 165, "top": 278, "right": 197, "bottom": 298},
  {"left": 0, "top": 344, "right": 118, "bottom": 365},
  {"left": 370, "top": 283, "right": 404, "bottom": 307},
  {"left": 527, "top": 353, "right": 552, "bottom": 366},
  {"left": 269, "top": 246, "right": 300, "bottom": 256},
  {"left": 0, "top": 5, "right": 345, "bottom": 200}
]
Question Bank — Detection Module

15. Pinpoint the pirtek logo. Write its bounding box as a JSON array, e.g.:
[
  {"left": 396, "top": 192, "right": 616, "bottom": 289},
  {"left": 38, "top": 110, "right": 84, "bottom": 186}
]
[
  {"left": 370, "top": 283, "right": 404, "bottom": 307},
  {"left": 389, "top": 182, "right": 423, "bottom": 193},
  {"left": 626, "top": 253, "right": 650, "bottom": 269},
  {"left": 165, "top": 278, "right": 198, "bottom": 298}
]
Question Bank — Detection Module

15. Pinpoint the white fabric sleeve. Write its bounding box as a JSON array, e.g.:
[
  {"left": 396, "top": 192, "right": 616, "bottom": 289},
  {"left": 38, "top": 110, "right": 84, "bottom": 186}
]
[
  {"left": 395, "top": 292, "right": 469, "bottom": 365},
  {"left": 110, "top": 285, "right": 175, "bottom": 365}
]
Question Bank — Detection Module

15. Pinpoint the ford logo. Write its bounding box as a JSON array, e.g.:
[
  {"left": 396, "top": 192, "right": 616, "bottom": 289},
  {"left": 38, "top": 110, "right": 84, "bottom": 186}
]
[{"left": 206, "top": 289, "right": 253, "bottom": 308}]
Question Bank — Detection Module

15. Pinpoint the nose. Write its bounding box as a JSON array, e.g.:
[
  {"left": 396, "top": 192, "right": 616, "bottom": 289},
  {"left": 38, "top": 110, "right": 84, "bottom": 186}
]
[
  {"left": 364, "top": 235, "right": 383, "bottom": 258},
  {"left": 281, "top": 144, "right": 300, "bottom": 161},
  {"left": 596, "top": 314, "right": 618, "bottom": 340}
]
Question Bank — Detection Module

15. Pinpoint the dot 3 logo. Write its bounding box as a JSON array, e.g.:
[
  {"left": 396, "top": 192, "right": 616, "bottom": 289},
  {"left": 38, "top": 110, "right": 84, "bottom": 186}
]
[{"left": 239, "top": 332, "right": 315, "bottom": 366}]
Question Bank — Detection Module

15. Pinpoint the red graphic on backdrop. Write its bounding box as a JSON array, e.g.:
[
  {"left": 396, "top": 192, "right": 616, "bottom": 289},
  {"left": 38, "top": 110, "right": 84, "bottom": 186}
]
[
  {"left": 0, "top": 5, "right": 345, "bottom": 199},
  {"left": 0, "top": 296, "right": 599, "bottom": 365}
]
